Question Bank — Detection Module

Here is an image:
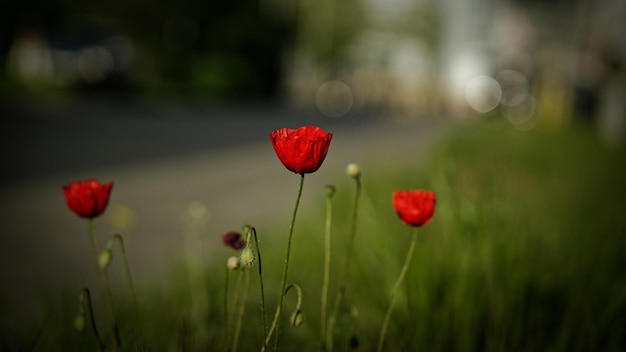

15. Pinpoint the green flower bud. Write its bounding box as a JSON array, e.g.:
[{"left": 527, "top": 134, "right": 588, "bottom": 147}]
[
  {"left": 325, "top": 185, "right": 336, "bottom": 197},
  {"left": 227, "top": 256, "right": 240, "bottom": 270},
  {"left": 291, "top": 309, "right": 304, "bottom": 328},
  {"left": 346, "top": 163, "right": 361, "bottom": 179},
  {"left": 99, "top": 249, "right": 112, "bottom": 269},
  {"left": 240, "top": 247, "right": 255, "bottom": 267},
  {"left": 74, "top": 313, "right": 86, "bottom": 332}
]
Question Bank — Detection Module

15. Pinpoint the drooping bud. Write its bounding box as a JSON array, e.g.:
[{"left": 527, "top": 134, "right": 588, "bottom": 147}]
[
  {"left": 346, "top": 163, "right": 361, "bottom": 179},
  {"left": 240, "top": 247, "right": 255, "bottom": 267},
  {"left": 99, "top": 249, "right": 112, "bottom": 269},
  {"left": 291, "top": 309, "right": 304, "bottom": 327},
  {"left": 74, "top": 313, "right": 86, "bottom": 331},
  {"left": 227, "top": 256, "right": 240, "bottom": 270}
]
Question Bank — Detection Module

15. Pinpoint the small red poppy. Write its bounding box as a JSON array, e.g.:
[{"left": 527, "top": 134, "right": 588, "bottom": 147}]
[
  {"left": 222, "top": 231, "right": 246, "bottom": 250},
  {"left": 62, "top": 178, "right": 114, "bottom": 218},
  {"left": 392, "top": 190, "right": 436, "bottom": 227},
  {"left": 269, "top": 125, "right": 333, "bottom": 175}
]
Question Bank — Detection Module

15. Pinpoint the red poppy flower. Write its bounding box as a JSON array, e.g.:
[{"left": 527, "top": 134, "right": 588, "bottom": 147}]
[
  {"left": 222, "top": 231, "right": 246, "bottom": 250},
  {"left": 269, "top": 125, "right": 333, "bottom": 174},
  {"left": 392, "top": 190, "right": 436, "bottom": 227},
  {"left": 62, "top": 178, "right": 114, "bottom": 218}
]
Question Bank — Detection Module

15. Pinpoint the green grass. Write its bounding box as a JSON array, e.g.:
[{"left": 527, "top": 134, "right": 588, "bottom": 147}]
[
  {"left": 285, "top": 120, "right": 626, "bottom": 352},
  {"left": 5, "top": 119, "right": 626, "bottom": 351}
]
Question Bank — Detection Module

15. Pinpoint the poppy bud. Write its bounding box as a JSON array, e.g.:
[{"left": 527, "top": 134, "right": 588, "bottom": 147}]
[
  {"left": 325, "top": 185, "right": 336, "bottom": 197},
  {"left": 346, "top": 163, "right": 361, "bottom": 179},
  {"left": 291, "top": 309, "right": 304, "bottom": 327},
  {"left": 222, "top": 231, "right": 246, "bottom": 250},
  {"left": 240, "top": 247, "right": 255, "bottom": 267},
  {"left": 227, "top": 256, "right": 240, "bottom": 270},
  {"left": 74, "top": 313, "right": 86, "bottom": 332},
  {"left": 99, "top": 249, "right": 112, "bottom": 269}
]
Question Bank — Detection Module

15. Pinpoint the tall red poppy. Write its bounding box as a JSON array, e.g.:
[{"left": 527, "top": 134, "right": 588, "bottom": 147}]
[
  {"left": 62, "top": 178, "right": 114, "bottom": 218},
  {"left": 269, "top": 125, "right": 333, "bottom": 174},
  {"left": 392, "top": 190, "right": 436, "bottom": 227}
]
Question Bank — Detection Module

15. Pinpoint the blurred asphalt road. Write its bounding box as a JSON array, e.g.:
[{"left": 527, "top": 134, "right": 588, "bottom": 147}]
[{"left": 0, "top": 98, "right": 448, "bottom": 310}]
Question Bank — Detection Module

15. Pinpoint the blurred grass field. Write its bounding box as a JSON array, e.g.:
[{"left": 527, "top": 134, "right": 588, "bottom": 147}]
[{"left": 8, "top": 119, "right": 626, "bottom": 351}]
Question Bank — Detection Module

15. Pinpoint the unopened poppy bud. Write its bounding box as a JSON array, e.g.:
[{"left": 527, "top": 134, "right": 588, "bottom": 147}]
[
  {"left": 222, "top": 231, "right": 246, "bottom": 250},
  {"left": 346, "top": 163, "right": 361, "bottom": 179},
  {"left": 240, "top": 247, "right": 255, "bottom": 267},
  {"left": 74, "top": 313, "right": 86, "bottom": 331},
  {"left": 325, "top": 185, "right": 336, "bottom": 197},
  {"left": 291, "top": 309, "right": 304, "bottom": 327},
  {"left": 99, "top": 249, "right": 112, "bottom": 269},
  {"left": 227, "top": 256, "right": 240, "bottom": 270}
]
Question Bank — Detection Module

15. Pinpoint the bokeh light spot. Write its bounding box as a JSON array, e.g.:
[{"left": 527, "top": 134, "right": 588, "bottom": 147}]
[
  {"left": 316, "top": 80, "right": 354, "bottom": 118},
  {"left": 497, "top": 69, "right": 529, "bottom": 108},
  {"left": 465, "top": 75, "right": 502, "bottom": 113},
  {"left": 77, "top": 46, "right": 113, "bottom": 83}
]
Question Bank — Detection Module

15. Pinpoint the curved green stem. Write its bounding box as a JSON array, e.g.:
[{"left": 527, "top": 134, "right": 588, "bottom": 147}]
[
  {"left": 251, "top": 227, "right": 268, "bottom": 345},
  {"left": 376, "top": 227, "right": 418, "bottom": 352},
  {"left": 109, "top": 233, "right": 149, "bottom": 348},
  {"left": 81, "top": 287, "right": 105, "bottom": 351},
  {"left": 274, "top": 174, "right": 305, "bottom": 351},
  {"left": 88, "top": 219, "right": 121, "bottom": 349},
  {"left": 111, "top": 234, "right": 139, "bottom": 314},
  {"left": 263, "top": 284, "right": 303, "bottom": 352},
  {"left": 320, "top": 190, "right": 333, "bottom": 348}
]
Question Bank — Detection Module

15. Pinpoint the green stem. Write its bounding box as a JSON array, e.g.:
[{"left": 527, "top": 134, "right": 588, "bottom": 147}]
[
  {"left": 320, "top": 191, "right": 333, "bottom": 348},
  {"left": 376, "top": 227, "right": 418, "bottom": 352},
  {"left": 82, "top": 287, "right": 105, "bottom": 351},
  {"left": 328, "top": 177, "right": 361, "bottom": 351},
  {"left": 232, "top": 269, "right": 251, "bottom": 352},
  {"left": 88, "top": 219, "right": 121, "bottom": 349},
  {"left": 263, "top": 305, "right": 281, "bottom": 352},
  {"left": 343, "top": 177, "right": 361, "bottom": 283},
  {"left": 251, "top": 227, "right": 268, "bottom": 346},
  {"left": 274, "top": 174, "right": 305, "bottom": 351},
  {"left": 111, "top": 234, "right": 147, "bottom": 348},
  {"left": 111, "top": 234, "right": 139, "bottom": 315},
  {"left": 226, "top": 269, "right": 244, "bottom": 351},
  {"left": 224, "top": 266, "right": 230, "bottom": 346},
  {"left": 262, "top": 283, "right": 304, "bottom": 352}
]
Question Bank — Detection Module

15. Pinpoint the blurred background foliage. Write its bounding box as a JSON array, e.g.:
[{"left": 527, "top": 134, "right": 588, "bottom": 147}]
[
  {"left": 2, "top": 0, "right": 624, "bottom": 129},
  {"left": 1, "top": 0, "right": 297, "bottom": 100}
]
